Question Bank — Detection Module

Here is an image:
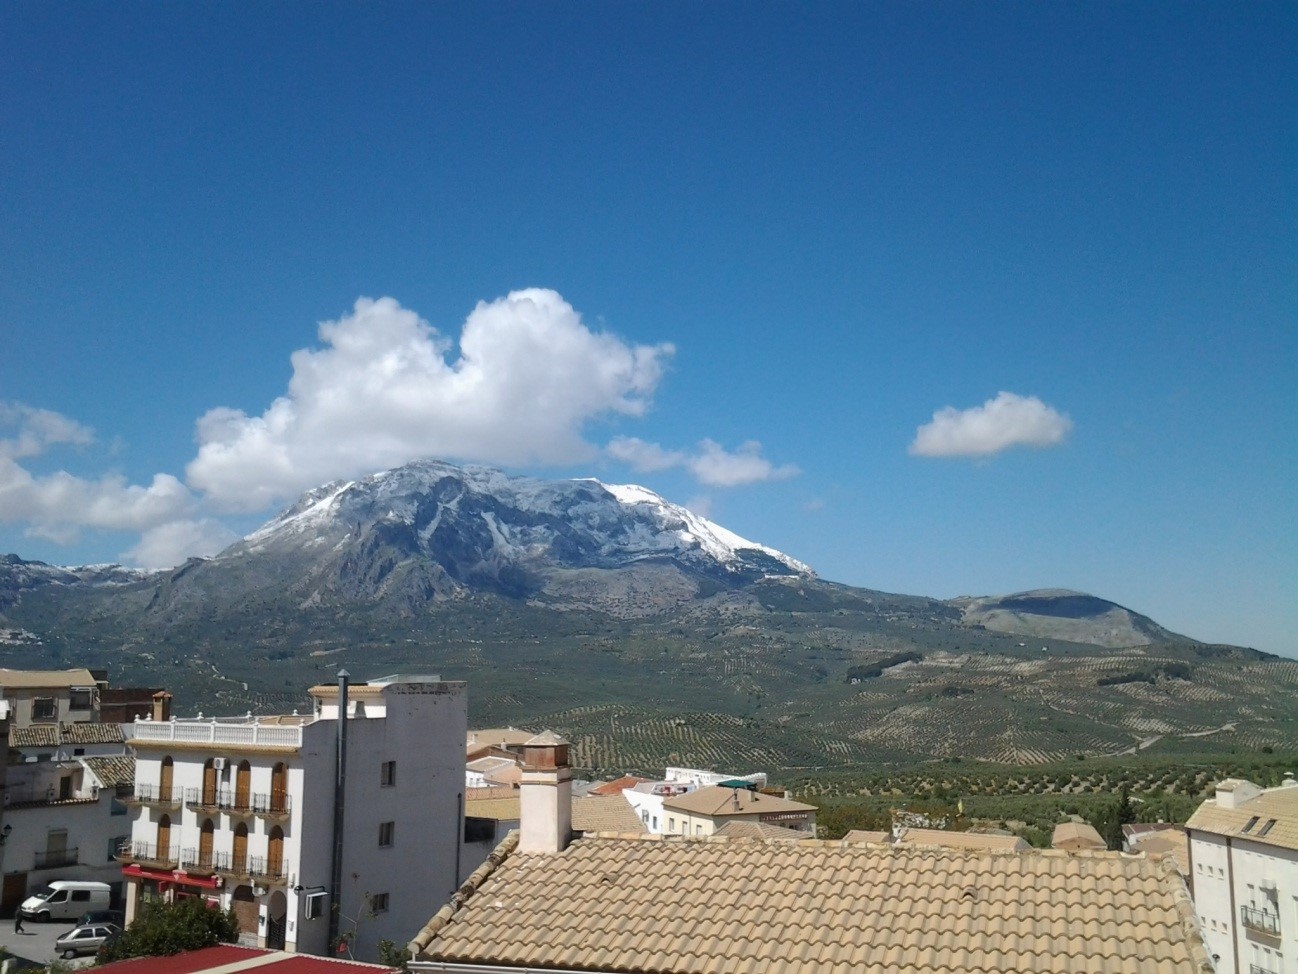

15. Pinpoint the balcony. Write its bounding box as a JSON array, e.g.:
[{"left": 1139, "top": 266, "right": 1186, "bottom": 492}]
[
  {"left": 33, "top": 848, "right": 79, "bottom": 870},
  {"left": 1249, "top": 965, "right": 1278, "bottom": 974},
  {"left": 1240, "top": 905, "right": 1281, "bottom": 936},
  {"left": 178, "top": 848, "right": 216, "bottom": 876},
  {"left": 118, "top": 840, "right": 180, "bottom": 870},
  {"left": 248, "top": 855, "right": 290, "bottom": 884},
  {"left": 122, "top": 783, "right": 181, "bottom": 809},
  {"left": 184, "top": 787, "right": 292, "bottom": 818}
]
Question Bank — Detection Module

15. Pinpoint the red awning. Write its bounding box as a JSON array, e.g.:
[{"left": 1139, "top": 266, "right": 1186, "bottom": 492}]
[{"left": 121, "top": 864, "right": 222, "bottom": 890}]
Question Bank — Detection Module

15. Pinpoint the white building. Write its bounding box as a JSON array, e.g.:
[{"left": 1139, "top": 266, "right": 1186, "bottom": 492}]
[
  {"left": 120, "top": 673, "right": 466, "bottom": 962},
  {"left": 624, "top": 768, "right": 768, "bottom": 834},
  {"left": 1186, "top": 775, "right": 1298, "bottom": 974}
]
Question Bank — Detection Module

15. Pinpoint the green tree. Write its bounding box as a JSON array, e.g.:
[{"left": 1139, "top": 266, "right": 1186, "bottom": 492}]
[{"left": 97, "top": 897, "right": 239, "bottom": 964}]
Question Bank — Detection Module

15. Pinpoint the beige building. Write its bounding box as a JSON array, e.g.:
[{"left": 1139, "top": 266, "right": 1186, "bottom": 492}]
[
  {"left": 0, "top": 668, "right": 101, "bottom": 726},
  {"left": 660, "top": 784, "right": 816, "bottom": 837},
  {"left": 1053, "top": 820, "right": 1108, "bottom": 851},
  {"left": 407, "top": 736, "right": 1214, "bottom": 974},
  {"left": 1185, "top": 776, "right": 1298, "bottom": 974}
]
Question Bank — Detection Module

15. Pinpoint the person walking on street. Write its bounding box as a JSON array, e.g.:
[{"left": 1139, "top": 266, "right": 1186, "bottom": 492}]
[{"left": 14, "top": 910, "right": 24, "bottom": 934}]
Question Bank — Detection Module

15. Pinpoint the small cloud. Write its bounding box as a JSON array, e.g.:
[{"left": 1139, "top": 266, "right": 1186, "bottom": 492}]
[
  {"left": 0, "top": 402, "right": 93, "bottom": 460},
  {"left": 606, "top": 436, "right": 684, "bottom": 472},
  {"left": 187, "top": 290, "right": 675, "bottom": 512},
  {"left": 123, "top": 518, "right": 238, "bottom": 570},
  {"left": 803, "top": 498, "right": 826, "bottom": 513},
  {"left": 687, "top": 439, "right": 799, "bottom": 487},
  {"left": 607, "top": 436, "right": 798, "bottom": 488},
  {"left": 909, "top": 391, "right": 1073, "bottom": 458}
]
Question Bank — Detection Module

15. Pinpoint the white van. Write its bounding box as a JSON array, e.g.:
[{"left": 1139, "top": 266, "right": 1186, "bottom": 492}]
[{"left": 19, "top": 881, "right": 112, "bottom": 921}]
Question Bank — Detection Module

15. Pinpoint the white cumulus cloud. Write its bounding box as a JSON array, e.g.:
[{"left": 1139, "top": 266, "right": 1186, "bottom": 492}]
[
  {"left": 187, "top": 289, "right": 675, "bottom": 511},
  {"left": 607, "top": 436, "right": 798, "bottom": 487},
  {"left": 0, "top": 405, "right": 196, "bottom": 544},
  {"left": 909, "top": 391, "right": 1073, "bottom": 458}
]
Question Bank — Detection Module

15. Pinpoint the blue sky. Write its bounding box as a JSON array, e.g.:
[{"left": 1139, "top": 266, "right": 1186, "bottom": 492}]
[{"left": 1, "top": 3, "right": 1294, "bottom": 655}]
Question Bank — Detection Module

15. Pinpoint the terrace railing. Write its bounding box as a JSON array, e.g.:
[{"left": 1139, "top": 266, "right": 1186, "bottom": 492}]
[{"left": 1240, "top": 905, "right": 1281, "bottom": 936}]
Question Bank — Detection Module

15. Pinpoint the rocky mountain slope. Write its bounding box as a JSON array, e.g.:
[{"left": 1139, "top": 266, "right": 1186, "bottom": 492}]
[{"left": 1, "top": 459, "right": 1290, "bottom": 771}]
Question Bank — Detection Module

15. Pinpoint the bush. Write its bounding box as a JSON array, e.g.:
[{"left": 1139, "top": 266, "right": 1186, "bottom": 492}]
[{"left": 97, "top": 897, "right": 239, "bottom": 964}]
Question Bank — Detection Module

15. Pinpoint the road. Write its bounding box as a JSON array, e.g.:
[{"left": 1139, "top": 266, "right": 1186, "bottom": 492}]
[{"left": 0, "top": 916, "right": 95, "bottom": 970}]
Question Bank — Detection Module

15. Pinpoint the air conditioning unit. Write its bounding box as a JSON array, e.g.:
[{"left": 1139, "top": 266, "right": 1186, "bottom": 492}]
[{"left": 212, "top": 758, "right": 227, "bottom": 772}]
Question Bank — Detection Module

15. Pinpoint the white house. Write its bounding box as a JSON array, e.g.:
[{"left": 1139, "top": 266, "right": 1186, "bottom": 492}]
[
  {"left": 624, "top": 768, "right": 768, "bottom": 834},
  {"left": 1186, "top": 775, "right": 1298, "bottom": 974},
  {"left": 120, "top": 673, "right": 466, "bottom": 962}
]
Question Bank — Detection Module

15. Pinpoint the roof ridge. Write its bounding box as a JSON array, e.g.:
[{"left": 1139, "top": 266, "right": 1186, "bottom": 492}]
[{"left": 408, "top": 829, "right": 519, "bottom": 956}]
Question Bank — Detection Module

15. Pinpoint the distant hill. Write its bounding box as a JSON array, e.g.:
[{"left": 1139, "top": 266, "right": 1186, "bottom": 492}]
[{"left": 1, "top": 459, "right": 1292, "bottom": 772}]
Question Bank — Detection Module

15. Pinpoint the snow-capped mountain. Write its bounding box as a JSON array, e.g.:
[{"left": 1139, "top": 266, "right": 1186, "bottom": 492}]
[{"left": 205, "top": 460, "right": 809, "bottom": 612}]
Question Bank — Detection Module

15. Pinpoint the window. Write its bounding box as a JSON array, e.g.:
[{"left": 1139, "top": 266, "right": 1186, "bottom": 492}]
[
  {"left": 108, "top": 835, "right": 128, "bottom": 862},
  {"left": 1242, "top": 816, "right": 1260, "bottom": 833},
  {"left": 32, "top": 697, "right": 56, "bottom": 721},
  {"left": 378, "top": 821, "right": 394, "bottom": 847},
  {"left": 71, "top": 890, "right": 91, "bottom": 903},
  {"left": 69, "top": 688, "right": 93, "bottom": 711},
  {"left": 369, "top": 892, "right": 389, "bottom": 913},
  {"left": 668, "top": 817, "right": 675, "bottom": 832},
  {"left": 1257, "top": 819, "right": 1277, "bottom": 837},
  {"left": 380, "top": 761, "right": 396, "bottom": 787},
  {"left": 304, "top": 890, "right": 327, "bottom": 920}
]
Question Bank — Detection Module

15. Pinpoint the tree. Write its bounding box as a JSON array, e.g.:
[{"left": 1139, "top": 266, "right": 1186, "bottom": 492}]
[{"left": 97, "top": 897, "right": 238, "bottom": 964}]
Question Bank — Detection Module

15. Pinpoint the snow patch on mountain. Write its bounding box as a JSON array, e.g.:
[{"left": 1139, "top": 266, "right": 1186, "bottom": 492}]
[{"left": 597, "top": 481, "right": 812, "bottom": 576}]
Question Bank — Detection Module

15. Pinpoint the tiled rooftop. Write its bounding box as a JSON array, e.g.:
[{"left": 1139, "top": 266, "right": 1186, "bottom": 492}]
[
  {"left": 10, "top": 722, "right": 125, "bottom": 747},
  {"left": 1052, "top": 821, "right": 1107, "bottom": 850},
  {"left": 461, "top": 795, "right": 646, "bottom": 834},
  {"left": 410, "top": 832, "right": 1213, "bottom": 974},
  {"left": 842, "top": 828, "right": 891, "bottom": 844},
  {"left": 895, "top": 828, "right": 1030, "bottom": 852},
  {"left": 712, "top": 821, "right": 807, "bottom": 841},
  {"left": 1185, "top": 780, "right": 1298, "bottom": 852},
  {"left": 589, "top": 775, "right": 649, "bottom": 796},
  {"left": 83, "top": 754, "right": 136, "bottom": 788},
  {"left": 0, "top": 667, "right": 96, "bottom": 689}
]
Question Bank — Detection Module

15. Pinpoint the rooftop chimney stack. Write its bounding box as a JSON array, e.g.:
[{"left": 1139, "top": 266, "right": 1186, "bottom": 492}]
[
  {"left": 151, "top": 691, "right": 173, "bottom": 722},
  {"left": 519, "top": 731, "right": 572, "bottom": 854}
]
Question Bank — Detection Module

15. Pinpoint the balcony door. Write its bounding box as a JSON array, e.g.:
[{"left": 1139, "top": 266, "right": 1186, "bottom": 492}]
[
  {"left": 232, "top": 822, "right": 248, "bottom": 874},
  {"left": 267, "top": 826, "right": 284, "bottom": 876},
  {"left": 202, "top": 760, "right": 217, "bottom": 806},
  {"left": 157, "top": 815, "right": 171, "bottom": 858},
  {"left": 271, "top": 762, "right": 287, "bottom": 813},
  {"left": 199, "top": 819, "right": 214, "bottom": 867},
  {"left": 235, "top": 761, "right": 251, "bottom": 810},
  {"left": 159, "top": 757, "right": 174, "bottom": 802}
]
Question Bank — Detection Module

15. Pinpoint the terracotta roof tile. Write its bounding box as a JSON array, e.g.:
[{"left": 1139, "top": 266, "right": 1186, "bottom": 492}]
[
  {"left": 896, "top": 828, "right": 1030, "bottom": 852},
  {"left": 83, "top": 754, "right": 136, "bottom": 788},
  {"left": 410, "top": 833, "right": 1213, "bottom": 973},
  {"left": 589, "top": 775, "right": 649, "bottom": 796},
  {"left": 1185, "top": 782, "right": 1298, "bottom": 852},
  {"left": 572, "top": 796, "right": 647, "bottom": 833},
  {"left": 712, "top": 821, "right": 807, "bottom": 841},
  {"left": 10, "top": 722, "right": 125, "bottom": 747}
]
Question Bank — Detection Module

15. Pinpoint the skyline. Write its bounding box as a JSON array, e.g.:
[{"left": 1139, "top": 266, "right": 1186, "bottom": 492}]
[{"left": 1, "top": 4, "right": 1294, "bottom": 655}]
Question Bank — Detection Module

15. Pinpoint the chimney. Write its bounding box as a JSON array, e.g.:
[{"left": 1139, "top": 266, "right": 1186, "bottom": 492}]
[
  {"left": 519, "top": 731, "right": 572, "bottom": 854},
  {"left": 151, "top": 691, "right": 173, "bottom": 722}
]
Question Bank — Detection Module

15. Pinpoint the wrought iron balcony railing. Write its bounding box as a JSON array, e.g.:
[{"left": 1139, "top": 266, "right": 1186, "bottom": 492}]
[{"left": 1240, "top": 905, "right": 1281, "bottom": 936}]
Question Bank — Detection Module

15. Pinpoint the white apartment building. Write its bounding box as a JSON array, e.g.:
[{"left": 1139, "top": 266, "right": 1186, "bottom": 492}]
[
  {"left": 625, "top": 768, "right": 768, "bottom": 834},
  {"left": 1187, "top": 775, "right": 1298, "bottom": 974},
  {"left": 120, "top": 673, "right": 466, "bottom": 962}
]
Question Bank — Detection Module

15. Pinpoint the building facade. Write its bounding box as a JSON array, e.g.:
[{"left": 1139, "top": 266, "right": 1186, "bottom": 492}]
[
  {"left": 1187, "top": 776, "right": 1298, "bottom": 974},
  {"left": 120, "top": 674, "right": 466, "bottom": 961}
]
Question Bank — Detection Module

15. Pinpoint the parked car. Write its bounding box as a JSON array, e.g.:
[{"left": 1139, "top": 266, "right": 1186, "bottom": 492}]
[
  {"left": 78, "top": 908, "right": 126, "bottom": 928},
  {"left": 55, "top": 922, "right": 121, "bottom": 959}
]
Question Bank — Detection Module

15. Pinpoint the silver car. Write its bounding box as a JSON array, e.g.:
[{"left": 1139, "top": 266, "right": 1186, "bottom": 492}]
[{"left": 54, "top": 922, "right": 121, "bottom": 959}]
